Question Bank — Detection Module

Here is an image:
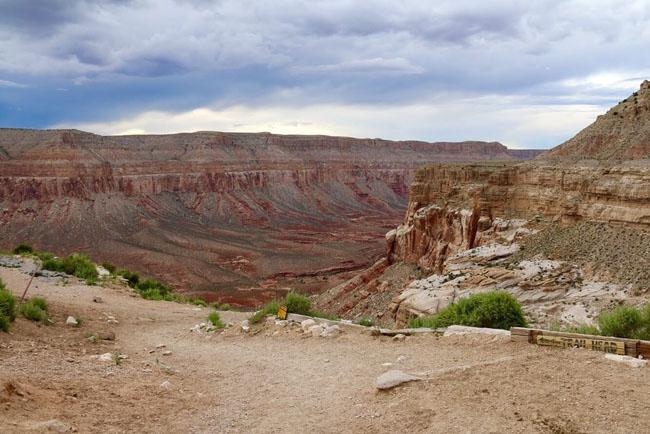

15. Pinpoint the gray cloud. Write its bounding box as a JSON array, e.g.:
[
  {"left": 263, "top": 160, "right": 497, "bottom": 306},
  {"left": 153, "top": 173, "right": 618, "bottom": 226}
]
[{"left": 1, "top": 0, "right": 650, "bottom": 146}]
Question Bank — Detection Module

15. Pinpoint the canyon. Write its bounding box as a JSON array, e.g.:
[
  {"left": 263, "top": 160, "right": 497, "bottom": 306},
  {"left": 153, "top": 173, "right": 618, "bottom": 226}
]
[
  {"left": 0, "top": 129, "right": 539, "bottom": 305},
  {"left": 316, "top": 81, "right": 650, "bottom": 327}
]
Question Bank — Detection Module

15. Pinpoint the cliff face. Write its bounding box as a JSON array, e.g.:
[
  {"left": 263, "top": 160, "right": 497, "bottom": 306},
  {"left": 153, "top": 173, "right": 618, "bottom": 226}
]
[
  {"left": 0, "top": 129, "right": 539, "bottom": 304},
  {"left": 387, "top": 162, "right": 650, "bottom": 271}
]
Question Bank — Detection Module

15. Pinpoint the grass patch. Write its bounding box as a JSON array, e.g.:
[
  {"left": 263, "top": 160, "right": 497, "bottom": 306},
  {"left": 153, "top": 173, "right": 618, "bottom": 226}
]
[
  {"left": 20, "top": 298, "right": 48, "bottom": 323},
  {"left": 212, "top": 302, "right": 232, "bottom": 311},
  {"left": 409, "top": 291, "right": 528, "bottom": 330},
  {"left": 249, "top": 300, "right": 280, "bottom": 324},
  {"left": 358, "top": 317, "right": 375, "bottom": 327},
  {"left": 42, "top": 253, "right": 99, "bottom": 284},
  {"left": 13, "top": 243, "right": 34, "bottom": 255},
  {"left": 249, "top": 292, "right": 337, "bottom": 324},
  {"left": 0, "top": 279, "right": 16, "bottom": 332},
  {"left": 208, "top": 311, "right": 225, "bottom": 329}
]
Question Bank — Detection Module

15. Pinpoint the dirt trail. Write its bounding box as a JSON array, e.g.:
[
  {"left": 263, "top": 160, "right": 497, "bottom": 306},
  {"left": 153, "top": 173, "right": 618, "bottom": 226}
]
[{"left": 1, "top": 265, "right": 649, "bottom": 434}]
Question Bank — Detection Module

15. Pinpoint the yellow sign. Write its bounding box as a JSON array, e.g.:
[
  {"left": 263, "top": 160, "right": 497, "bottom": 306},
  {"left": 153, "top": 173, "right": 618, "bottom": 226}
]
[
  {"left": 536, "top": 335, "right": 625, "bottom": 355},
  {"left": 277, "top": 305, "right": 287, "bottom": 320}
]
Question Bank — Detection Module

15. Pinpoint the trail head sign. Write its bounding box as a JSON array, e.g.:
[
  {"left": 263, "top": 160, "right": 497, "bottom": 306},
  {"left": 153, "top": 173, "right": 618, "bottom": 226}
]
[
  {"left": 536, "top": 335, "right": 625, "bottom": 355},
  {"left": 277, "top": 305, "right": 287, "bottom": 320}
]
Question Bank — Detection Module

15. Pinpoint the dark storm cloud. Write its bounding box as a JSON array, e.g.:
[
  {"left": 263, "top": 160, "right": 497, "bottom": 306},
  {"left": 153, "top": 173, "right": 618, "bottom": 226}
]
[{"left": 1, "top": 0, "right": 650, "bottom": 146}]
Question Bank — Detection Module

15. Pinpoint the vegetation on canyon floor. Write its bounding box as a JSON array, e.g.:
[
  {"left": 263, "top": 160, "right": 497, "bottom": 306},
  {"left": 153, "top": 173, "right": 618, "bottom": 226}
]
[
  {"left": 559, "top": 304, "right": 650, "bottom": 340},
  {"left": 0, "top": 278, "right": 16, "bottom": 331},
  {"left": 20, "top": 297, "right": 49, "bottom": 323},
  {"left": 409, "top": 291, "right": 528, "bottom": 330},
  {"left": 207, "top": 311, "right": 225, "bottom": 329},
  {"left": 11, "top": 243, "right": 211, "bottom": 307},
  {"left": 250, "top": 292, "right": 337, "bottom": 324}
]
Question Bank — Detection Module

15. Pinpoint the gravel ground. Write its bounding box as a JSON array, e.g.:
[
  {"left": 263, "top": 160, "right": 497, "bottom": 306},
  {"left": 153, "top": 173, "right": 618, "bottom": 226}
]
[{"left": 1, "top": 265, "right": 649, "bottom": 434}]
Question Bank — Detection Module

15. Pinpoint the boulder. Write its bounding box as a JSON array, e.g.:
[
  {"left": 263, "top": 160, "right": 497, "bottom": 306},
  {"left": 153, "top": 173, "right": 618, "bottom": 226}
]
[
  {"left": 376, "top": 370, "right": 421, "bottom": 390},
  {"left": 301, "top": 319, "right": 316, "bottom": 332},
  {"left": 308, "top": 325, "right": 325, "bottom": 337},
  {"left": 65, "top": 316, "right": 78, "bottom": 327},
  {"left": 320, "top": 325, "right": 341, "bottom": 338},
  {"left": 443, "top": 325, "right": 510, "bottom": 337},
  {"left": 605, "top": 354, "right": 648, "bottom": 368}
]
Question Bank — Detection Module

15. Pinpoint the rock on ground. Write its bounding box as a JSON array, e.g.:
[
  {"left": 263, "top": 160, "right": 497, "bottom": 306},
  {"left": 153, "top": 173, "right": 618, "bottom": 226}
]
[
  {"left": 443, "top": 325, "right": 511, "bottom": 337},
  {"left": 605, "top": 354, "right": 648, "bottom": 368},
  {"left": 376, "top": 370, "right": 421, "bottom": 390}
]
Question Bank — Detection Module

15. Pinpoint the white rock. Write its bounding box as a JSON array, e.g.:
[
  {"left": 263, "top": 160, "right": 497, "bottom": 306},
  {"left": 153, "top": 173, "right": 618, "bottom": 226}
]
[
  {"left": 96, "top": 265, "right": 111, "bottom": 277},
  {"left": 308, "top": 325, "right": 325, "bottom": 337},
  {"left": 376, "top": 370, "right": 421, "bottom": 390},
  {"left": 396, "top": 355, "right": 407, "bottom": 363},
  {"left": 156, "top": 343, "right": 166, "bottom": 349},
  {"left": 301, "top": 319, "right": 317, "bottom": 332},
  {"left": 241, "top": 320, "right": 250, "bottom": 333},
  {"left": 275, "top": 320, "right": 288, "bottom": 327},
  {"left": 320, "top": 325, "right": 341, "bottom": 338},
  {"left": 443, "top": 325, "right": 511, "bottom": 337},
  {"left": 65, "top": 316, "right": 78, "bottom": 327},
  {"left": 97, "top": 352, "right": 113, "bottom": 362},
  {"left": 162, "top": 350, "right": 172, "bottom": 356},
  {"left": 160, "top": 380, "right": 173, "bottom": 390},
  {"left": 392, "top": 333, "right": 406, "bottom": 341},
  {"left": 605, "top": 354, "right": 648, "bottom": 368},
  {"left": 29, "top": 419, "right": 72, "bottom": 433}
]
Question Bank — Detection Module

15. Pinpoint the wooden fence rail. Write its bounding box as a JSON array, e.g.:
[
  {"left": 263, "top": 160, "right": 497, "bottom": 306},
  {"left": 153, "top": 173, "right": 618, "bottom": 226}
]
[{"left": 511, "top": 327, "right": 650, "bottom": 358}]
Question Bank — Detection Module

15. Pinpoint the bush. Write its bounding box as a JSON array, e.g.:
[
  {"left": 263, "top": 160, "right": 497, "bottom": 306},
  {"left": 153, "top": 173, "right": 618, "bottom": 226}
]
[
  {"left": 285, "top": 292, "right": 312, "bottom": 315},
  {"left": 212, "top": 303, "right": 232, "bottom": 311},
  {"left": 409, "top": 291, "right": 528, "bottom": 330},
  {"left": 13, "top": 243, "right": 34, "bottom": 255},
  {"left": 135, "top": 279, "right": 171, "bottom": 300},
  {"left": 42, "top": 253, "right": 99, "bottom": 282},
  {"left": 117, "top": 269, "right": 140, "bottom": 288},
  {"left": 249, "top": 292, "right": 336, "bottom": 324},
  {"left": 20, "top": 298, "right": 48, "bottom": 323},
  {"left": 208, "top": 311, "right": 225, "bottom": 328},
  {"left": 0, "top": 280, "right": 16, "bottom": 332},
  {"left": 249, "top": 300, "right": 280, "bottom": 324},
  {"left": 596, "top": 305, "right": 650, "bottom": 340},
  {"left": 358, "top": 317, "right": 374, "bottom": 327},
  {"left": 101, "top": 262, "right": 116, "bottom": 274}
]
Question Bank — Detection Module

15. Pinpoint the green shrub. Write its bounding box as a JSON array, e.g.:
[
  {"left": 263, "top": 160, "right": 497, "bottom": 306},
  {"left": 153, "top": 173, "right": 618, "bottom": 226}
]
[
  {"left": 101, "top": 262, "right": 116, "bottom": 274},
  {"left": 136, "top": 279, "right": 171, "bottom": 300},
  {"left": 190, "top": 298, "right": 208, "bottom": 307},
  {"left": 13, "top": 243, "right": 34, "bottom": 255},
  {"left": 358, "top": 317, "right": 374, "bottom": 327},
  {"left": 0, "top": 280, "right": 16, "bottom": 322},
  {"left": 212, "top": 303, "right": 232, "bottom": 311},
  {"left": 20, "top": 299, "right": 48, "bottom": 323},
  {"left": 249, "top": 292, "right": 336, "bottom": 324},
  {"left": 117, "top": 269, "right": 140, "bottom": 288},
  {"left": 42, "top": 253, "right": 98, "bottom": 282},
  {"left": 208, "top": 311, "right": 225, "bottom": 328},
  {"left": 285, "top": 292, "right": 312, "bottom": 315},
  {"left": 249, "top": 299, "right": 280, "bottom": 324},
  {"left": 0, "top": 314, "right": 10, "bottom": 332},
  {"left": 409, "top": 291, "right": 528, "bottom": 330},
  {"left": 596, "top": 305, "right": 650, "bottom": 339},
  {"left": 29, "top": 297, "right": 48, "bottom": 311},
  {"left": 0, "top": 280, "right": 16, "bottom": 332}
]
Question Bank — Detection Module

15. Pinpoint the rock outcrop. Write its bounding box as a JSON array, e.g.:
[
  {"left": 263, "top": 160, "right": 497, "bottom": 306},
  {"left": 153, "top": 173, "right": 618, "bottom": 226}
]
[
  {"left": 0, "top": 129, "right": 539, "bottom": 304},
  {"left": 318, "top": 81, "right": 650, "bottom": 326},
  {"left": 542, "top": 80, "right": 650, "bottom": 160}
]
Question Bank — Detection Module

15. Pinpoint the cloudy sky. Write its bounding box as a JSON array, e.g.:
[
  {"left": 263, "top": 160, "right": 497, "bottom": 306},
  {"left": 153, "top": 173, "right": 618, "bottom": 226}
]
[{"left": 1, "top": 0, "right": 649, "bottom": 148}]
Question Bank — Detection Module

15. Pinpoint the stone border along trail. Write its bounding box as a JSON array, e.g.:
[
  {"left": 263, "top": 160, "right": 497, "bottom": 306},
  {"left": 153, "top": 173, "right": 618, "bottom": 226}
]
[{"left": 1, "top": 264, "right": 650, "bottom": 433}]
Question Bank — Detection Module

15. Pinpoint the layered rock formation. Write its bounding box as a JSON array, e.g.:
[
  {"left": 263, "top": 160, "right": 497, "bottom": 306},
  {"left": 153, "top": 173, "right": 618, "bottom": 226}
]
[
  {"left": 317, "top": 80, "right": 650, "bottom": 326},
  {"left": 0, "top": 128, "right": 538, "bottom": 304}
]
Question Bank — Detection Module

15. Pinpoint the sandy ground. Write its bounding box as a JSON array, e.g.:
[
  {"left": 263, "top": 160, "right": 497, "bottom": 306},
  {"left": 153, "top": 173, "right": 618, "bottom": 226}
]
[{"left": 1, "top": 265, "right": 650, "bottom": 434}]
